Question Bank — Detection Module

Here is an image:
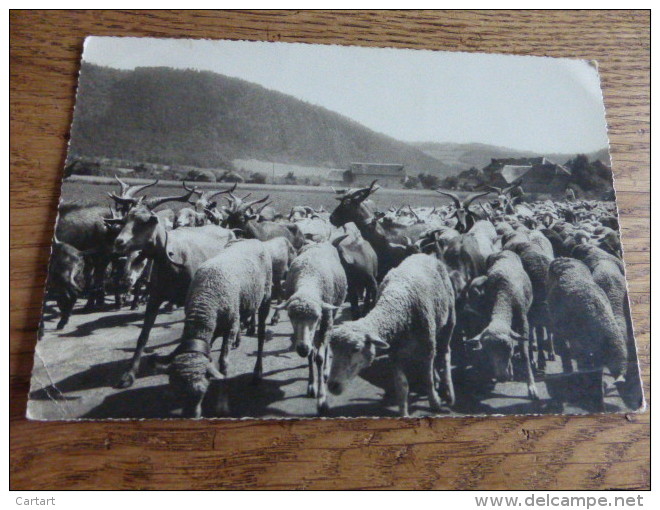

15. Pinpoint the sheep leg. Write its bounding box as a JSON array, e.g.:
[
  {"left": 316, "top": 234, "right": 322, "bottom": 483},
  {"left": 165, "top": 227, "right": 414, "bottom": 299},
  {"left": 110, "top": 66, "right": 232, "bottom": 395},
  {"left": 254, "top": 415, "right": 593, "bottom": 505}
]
[
  {"left": 232, "top": 329, "right": 242, "bottom": 349},
  {"left": 555, "top": 335, "right": 573, "bottom": 373},
  {"left": 528, "top": 327, "right": 538, "bottom": 373},
  {"left": 438, "top": 315, "right": 456, "bottom": 407},
  {"left": 115, "top": 298, "right": 162, "bottom": 388},
  {"left": 535, "top": 325, "right": 547, "bottom": 372},
  {"left": 426, "top": 354, "right": 444, "bottom": 413},
  {"left": 269, "top": 279, "right": 282, "bottom": 326},
  {"left": 252, "top": 299, "right": 270, "bottom": 384},
  {"left": 393, "top": 362, "right": 410, "bottom": 417},
  {"left": 348, "top": 286, "right": 360, "bottom": 320},
  {"left": 518, "top": 337, "right": 538, "bottom": 400},
  {"left": 365, "top": 275, "right": 378, "bottom": 315},
  {"left": 307, "top": 352, "right": 316, "bottom": 397},
  {"left": 219, "top": 323, "right": 238, "bottom": 376},
  {"left": 315, "top": 346, "right": 328, "bottom": 415},
  {"left": 316, "top": 311, "right": 332, "bottom": 414},
  {"left": 546, "top": 329, "right": 556, "bottom": 361},
  {"left": 246, "top": 313, "right": 256, "bottom": 336}
]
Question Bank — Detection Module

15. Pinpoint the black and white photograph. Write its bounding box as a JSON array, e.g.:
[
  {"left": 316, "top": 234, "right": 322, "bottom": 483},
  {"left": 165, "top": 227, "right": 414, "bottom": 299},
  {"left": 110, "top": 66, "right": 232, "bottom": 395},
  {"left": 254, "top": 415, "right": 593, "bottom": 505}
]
[{"left": 28, "top": 36, "right": 645, "bottom": 420}]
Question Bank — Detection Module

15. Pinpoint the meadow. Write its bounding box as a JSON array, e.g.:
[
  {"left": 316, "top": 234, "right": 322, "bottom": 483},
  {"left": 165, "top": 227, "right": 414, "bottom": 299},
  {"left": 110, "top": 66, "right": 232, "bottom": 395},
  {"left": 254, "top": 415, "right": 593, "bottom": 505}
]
[{"left": 60, "top": 175, "right": 480, "bottom": 213}]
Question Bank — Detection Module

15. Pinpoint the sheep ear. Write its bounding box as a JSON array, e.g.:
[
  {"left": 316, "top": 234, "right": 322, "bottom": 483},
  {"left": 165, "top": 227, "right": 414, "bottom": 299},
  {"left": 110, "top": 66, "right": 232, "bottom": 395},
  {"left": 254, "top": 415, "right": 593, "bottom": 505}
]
[
  {"left": 366, "top": 334, "right": 389, "bottom": 349},
  {"left": 469, "top": 276, "right": 487, "bottom": 297},
  {"left": 321, "top": 302, "right": 339, "bottom": 312},
  {"left": 510, "top": 330, "right": 528, "bottom": 342}
]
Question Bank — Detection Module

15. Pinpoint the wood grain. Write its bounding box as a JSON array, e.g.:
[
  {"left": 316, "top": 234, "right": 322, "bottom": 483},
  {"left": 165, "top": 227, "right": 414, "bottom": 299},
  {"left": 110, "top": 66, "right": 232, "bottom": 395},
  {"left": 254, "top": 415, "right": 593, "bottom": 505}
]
[{"left": 10, "top": 10, "right": 649, "bottom": 490}]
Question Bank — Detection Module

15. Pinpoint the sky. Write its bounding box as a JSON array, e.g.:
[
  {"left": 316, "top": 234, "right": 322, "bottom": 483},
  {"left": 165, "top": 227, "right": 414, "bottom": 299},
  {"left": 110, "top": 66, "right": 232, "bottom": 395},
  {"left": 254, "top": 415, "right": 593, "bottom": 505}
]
[{"left": 83, "top": 36, "right": 610, "bottom": 154}]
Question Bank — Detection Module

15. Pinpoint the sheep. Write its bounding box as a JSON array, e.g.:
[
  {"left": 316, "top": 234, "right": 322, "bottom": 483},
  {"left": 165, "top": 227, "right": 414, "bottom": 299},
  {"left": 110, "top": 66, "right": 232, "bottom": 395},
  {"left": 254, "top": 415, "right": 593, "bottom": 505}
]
[
  {"left": 506, "top": 241, "right": 555, "bottom": 371},
  {"left": 546, "top": 258, "right": 628, "bottom": 409},
  {"left": 173, "top": 207, "right": 207, "bottom": 229},
  {"left": 464, "top": 250, "right": 538, "bottom": 400},
  {"left": 262, "top": 237, "right": 297, "bottom": 326},
  {"left": 441, "top": 220, "right": 499, "bottom": 289},
  {"left": 570, "top": 244, "right": 642, "bottom": 409},
  {"left": 167, "top": 239, "right": 272, "bottom": 417},
  {"left": 327, "top": 254, "right": 456, "bottom": 417},
  {"left": 274, "top": 241, "right": 347, "bottom": 414}
]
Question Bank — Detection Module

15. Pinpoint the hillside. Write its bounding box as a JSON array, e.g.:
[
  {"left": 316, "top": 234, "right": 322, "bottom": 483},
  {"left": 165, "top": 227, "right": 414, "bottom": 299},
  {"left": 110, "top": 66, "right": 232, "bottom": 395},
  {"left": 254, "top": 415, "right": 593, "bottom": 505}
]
[
  {"left": 413, "top": 142, "right": 611, "bottom": 171},
  {"left": 68, "top": 63, "right": 451, "bottom": 177}
]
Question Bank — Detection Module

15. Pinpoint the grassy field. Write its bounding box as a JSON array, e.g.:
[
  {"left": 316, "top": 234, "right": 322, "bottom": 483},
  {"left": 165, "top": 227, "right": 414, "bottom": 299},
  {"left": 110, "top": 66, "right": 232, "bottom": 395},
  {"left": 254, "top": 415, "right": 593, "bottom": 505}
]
[{"left": 61, "top": 175, "right": 490, "bottom": 213}]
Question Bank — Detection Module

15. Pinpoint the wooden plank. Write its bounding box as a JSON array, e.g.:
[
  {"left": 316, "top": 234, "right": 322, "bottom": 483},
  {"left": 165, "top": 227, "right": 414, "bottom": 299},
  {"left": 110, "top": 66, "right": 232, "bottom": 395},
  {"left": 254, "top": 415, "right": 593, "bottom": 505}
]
[{"left": 10, "top": 10, "right": 649, "bottom": 490}]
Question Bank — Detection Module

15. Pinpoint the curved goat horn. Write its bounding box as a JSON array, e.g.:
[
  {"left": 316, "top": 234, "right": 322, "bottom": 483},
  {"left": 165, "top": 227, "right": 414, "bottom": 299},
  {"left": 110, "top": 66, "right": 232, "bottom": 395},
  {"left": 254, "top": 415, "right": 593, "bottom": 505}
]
[
  {"left": 114, "top": 175, "right": 130, "bottom": 195},
  {"left": 463, "top": 190, "right": 493, "bottom": 208},
  {"left": 108, "top": 192, "right": 138, "bottom": 207},
  {"left": 486, "top": 185, "right": 504, "bottom": 195},
  {"left": 407, "top": 205, "right": 420, "bottom": 221},
  {"left": 249, "top": 200, "right": 272, "bottom": 215},
  {"left": 182, "top": 181, "right": 202, "bottom": 197},
  {"left": 434, "top": 189, "right": 462, "bottom": 209},
  {"left": 143, "top": 184, "right": 196, "bottom": 210},
  {"left": 125, "top": 178, "right": 159, "bottom": 198},
  {"left": 207, "top": 182, "right": 238, "bottom": 201},
  {"left": 242, "top": 195, "right": 270, "bottom": 210},
  {"left": 350, "top": 180, "right": 379, "bottom": 202}
]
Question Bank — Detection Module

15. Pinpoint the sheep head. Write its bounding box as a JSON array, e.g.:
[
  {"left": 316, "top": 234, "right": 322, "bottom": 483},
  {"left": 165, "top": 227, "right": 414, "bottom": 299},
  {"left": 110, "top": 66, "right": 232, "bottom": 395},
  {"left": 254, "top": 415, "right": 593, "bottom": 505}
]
[
  {"left": 327, "top": 325, "right": 388, "bottom": 396},
  {"left": 274, "top": 296, "right": 338, "bottom": 358},
  {"left": 466, "top": 328, "right": 526, "bottom": 383}
]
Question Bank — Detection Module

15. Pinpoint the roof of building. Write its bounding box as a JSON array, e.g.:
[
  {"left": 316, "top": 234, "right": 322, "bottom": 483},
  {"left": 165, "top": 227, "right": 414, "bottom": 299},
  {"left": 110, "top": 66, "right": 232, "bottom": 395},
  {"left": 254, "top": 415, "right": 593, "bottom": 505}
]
[
  {"left": 500, "top": 165, "right": 532, "bottom": 183},
  {"left": 348, "top": 162, "right": 405, "bottom": 176},
  {"left": 326, "top": 170, "right": 345, "bottom": 182},
  {"left": 497, "top": 158, "right": 571, "bottom": 184}
]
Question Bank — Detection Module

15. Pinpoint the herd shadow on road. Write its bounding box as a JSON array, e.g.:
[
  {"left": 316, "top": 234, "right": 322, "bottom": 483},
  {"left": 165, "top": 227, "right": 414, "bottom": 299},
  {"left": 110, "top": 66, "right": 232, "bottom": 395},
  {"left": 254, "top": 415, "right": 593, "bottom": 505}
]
[
  {"left": 29, "top": 347, "right": 622, "bottom": 419},
  {"left": 34, "top": 302, "right": 629, "bottom": 419}
]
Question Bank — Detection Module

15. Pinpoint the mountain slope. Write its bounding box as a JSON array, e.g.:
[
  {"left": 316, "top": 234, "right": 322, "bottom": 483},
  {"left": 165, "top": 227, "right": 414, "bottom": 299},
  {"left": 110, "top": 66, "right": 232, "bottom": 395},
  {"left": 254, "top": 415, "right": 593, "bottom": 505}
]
[
  {"left": 413, "top": 142, "right": 611, "bottom": 171},
  {"left": 69, "top": 63, "right": 451, "bottom": 176}
]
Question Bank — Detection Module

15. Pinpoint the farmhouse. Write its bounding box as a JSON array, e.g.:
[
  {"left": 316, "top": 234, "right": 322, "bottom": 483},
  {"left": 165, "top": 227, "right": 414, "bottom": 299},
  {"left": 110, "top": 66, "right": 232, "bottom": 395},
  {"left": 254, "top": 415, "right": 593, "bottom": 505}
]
[{"left": 488, "top": 157, "right": 572, "bottom": 194}]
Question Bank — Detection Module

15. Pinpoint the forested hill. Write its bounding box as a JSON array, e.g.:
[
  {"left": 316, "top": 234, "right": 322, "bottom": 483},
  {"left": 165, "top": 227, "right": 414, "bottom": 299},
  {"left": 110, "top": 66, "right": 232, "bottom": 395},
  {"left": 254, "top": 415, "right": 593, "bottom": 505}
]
[{"left": 69, "top": 63, "right": 451, "bottom": 175}]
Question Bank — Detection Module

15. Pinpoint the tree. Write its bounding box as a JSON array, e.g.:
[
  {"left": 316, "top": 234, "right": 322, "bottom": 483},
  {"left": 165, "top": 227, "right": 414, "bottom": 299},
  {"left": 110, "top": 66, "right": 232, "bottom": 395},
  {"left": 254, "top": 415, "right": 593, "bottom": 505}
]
[
  {"left": 249, "top": 172, "right": 267, "bottom": 184},
  {"left": 418, "top": 173, "right": 440, "bottom": 189},
  {"left": 403, "top": 176, "right": 419, "bottom": 189}
]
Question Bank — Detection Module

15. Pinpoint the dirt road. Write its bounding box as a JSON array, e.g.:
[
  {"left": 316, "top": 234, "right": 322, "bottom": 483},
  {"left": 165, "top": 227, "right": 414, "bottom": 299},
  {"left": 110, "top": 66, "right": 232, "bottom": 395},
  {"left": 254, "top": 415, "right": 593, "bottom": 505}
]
[{"left": 28, "top": 298, "right": 629, "bottom": 420}]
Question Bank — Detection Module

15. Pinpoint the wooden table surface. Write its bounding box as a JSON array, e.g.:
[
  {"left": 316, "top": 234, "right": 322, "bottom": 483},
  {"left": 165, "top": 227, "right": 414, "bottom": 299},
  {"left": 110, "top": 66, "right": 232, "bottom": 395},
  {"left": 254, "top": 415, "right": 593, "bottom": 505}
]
[{"left": 10, "top": 10, "right": 649, "bottom": 490}]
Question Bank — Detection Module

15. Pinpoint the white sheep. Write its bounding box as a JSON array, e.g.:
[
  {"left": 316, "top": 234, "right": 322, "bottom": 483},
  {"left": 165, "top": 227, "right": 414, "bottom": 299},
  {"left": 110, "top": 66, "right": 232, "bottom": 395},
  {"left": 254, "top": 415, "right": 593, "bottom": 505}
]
[
  {"left": 327, "top": 254, "right": 456, "bottom": 417},
  {"left": 167, "top": 238, "right": 272, "bottom": 417},
  {"left": 274, "top": 241, "right": 347, "bottom": 414}
]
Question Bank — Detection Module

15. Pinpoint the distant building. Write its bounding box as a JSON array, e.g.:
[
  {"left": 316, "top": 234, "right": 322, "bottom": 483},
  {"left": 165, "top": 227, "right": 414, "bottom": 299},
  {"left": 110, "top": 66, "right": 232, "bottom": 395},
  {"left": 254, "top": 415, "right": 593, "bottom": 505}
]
[
  {"left": 338, "top": 162, "right": 406, "bottom": 188},
  {"left": 488, "top": 157, "right": 571, "bottom": 194}
]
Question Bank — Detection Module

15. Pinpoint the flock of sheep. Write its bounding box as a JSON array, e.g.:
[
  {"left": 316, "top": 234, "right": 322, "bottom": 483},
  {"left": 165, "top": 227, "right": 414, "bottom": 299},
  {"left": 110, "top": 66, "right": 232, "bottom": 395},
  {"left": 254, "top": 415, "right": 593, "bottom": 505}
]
[{"left": 46, "top": 176, "right": 643, "bottom": 417}]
